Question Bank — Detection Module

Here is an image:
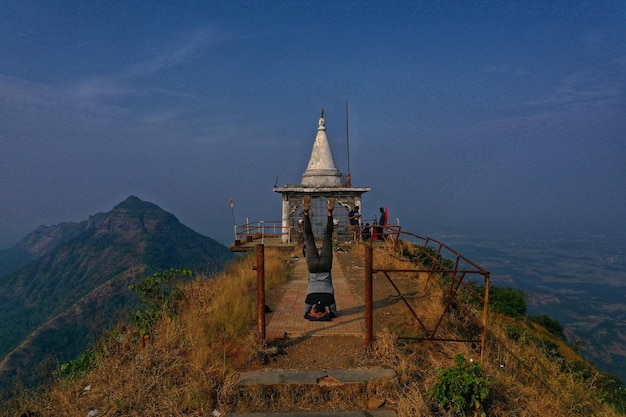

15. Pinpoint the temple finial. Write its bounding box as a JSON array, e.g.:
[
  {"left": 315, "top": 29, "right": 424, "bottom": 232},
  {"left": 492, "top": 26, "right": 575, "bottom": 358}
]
[{"left": 318, "top": 108, "right": 326, "bottom": 129}]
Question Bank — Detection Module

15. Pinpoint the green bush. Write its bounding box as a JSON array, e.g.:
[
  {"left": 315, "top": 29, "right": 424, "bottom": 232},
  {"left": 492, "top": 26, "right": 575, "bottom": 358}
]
[
  {"left": 529, "top": 314, "right": 566, "bottom": 341},
  {"left": 58, "top": 349, "right": 95, "bottom": 380},
  {"left": 404, "top": 245, "right": 447, "bottom": 268},
  {"left": 428, "top": 353, "right": 491, "bottom": 416},
  {"left": 128, "top": 267, "right": 192, "bottom": 336},
  {"left": 475, "top": 285, "right": 527, "bottom": 317},
  {"left": 598, "top": 373, "right": 626, "bottom": 413}
]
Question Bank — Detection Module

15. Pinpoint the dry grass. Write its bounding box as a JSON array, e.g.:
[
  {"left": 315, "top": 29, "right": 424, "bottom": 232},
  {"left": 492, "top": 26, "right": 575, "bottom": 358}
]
[
  {"left": 364, "top": 242, "right": 623, "bottom": 417},
  {"left": 5, "top": 244, "right": 624, "bottom": 417},
  {"left": 480, "top": 316, "right": 623, "bottom": 417},
  {"left": 5, "top": 247, "right": 292, "bottom": 417}
]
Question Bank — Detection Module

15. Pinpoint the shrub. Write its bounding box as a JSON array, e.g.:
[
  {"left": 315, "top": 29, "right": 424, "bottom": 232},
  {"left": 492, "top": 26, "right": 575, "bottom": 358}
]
[
  {"left": 479, "top": 285, "right": 527, "bottom": 317},
  {"left": 404, "top": 244, "right": 455, "bottom": 270},
  {"left": 428, "top": 353, "right": 491, "bottom": 416},
  {"left": 128, "top": 267, "right": 192, "bottom": 336},
  {"left": 529, "top": 314, "right": 566, "bottom": 341},
  {"left": 598, "top": 373, "right": 626, "bottom": 413},
  {"left": 58, "top": 349, "right": 96, "bottom": 380}
]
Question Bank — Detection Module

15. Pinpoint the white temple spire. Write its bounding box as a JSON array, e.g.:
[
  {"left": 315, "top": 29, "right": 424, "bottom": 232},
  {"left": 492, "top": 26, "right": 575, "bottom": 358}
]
[{"left": 301, "top": 109, "right": 344, "bottom": 187}]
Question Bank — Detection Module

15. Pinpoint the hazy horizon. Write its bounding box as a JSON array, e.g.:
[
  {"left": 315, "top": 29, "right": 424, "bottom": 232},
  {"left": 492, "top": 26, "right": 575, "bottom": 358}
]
[{"left": 1, "top": 194, "right": 623, "bottom": 251}]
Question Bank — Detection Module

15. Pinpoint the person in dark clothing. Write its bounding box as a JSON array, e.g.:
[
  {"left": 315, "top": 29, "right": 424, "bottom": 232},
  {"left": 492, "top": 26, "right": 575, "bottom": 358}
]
[
  {"left": 377, "top": 206, "right": 387, "bottom": 241},
  {"left": 348, "top": 205, "right": 361, "bottom": 242},
  {"left": 302, "top": 195, "right": 337, "bottom": 319}
]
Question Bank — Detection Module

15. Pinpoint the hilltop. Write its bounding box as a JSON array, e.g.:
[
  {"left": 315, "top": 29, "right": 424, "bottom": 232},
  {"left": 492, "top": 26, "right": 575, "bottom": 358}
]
[
  {"left": 0, "top": 196, "right": 234, "bottom": 389},
  {"left": 3, "top": 240, "right": 624, "bottom": 416}
]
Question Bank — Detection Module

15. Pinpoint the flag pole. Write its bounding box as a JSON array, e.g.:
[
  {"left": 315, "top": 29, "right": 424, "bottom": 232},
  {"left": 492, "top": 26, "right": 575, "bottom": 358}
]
[{"left": 230, "top": 197, "right": 237, "bottom": 241}]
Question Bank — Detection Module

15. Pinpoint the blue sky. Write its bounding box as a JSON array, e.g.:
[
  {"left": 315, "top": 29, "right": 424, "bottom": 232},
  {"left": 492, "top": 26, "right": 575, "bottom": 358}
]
[{"left": 1, "top": 0, "right": 625, "bottom": 247}]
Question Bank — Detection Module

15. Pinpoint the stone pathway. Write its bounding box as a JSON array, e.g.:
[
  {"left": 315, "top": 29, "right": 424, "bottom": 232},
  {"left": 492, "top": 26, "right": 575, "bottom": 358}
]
[
  {"left": 231, "top": 250, "right": 398, "bottom": 417},
  {"left": 265, "top": 252, "right": 365, "bottom": 340}
]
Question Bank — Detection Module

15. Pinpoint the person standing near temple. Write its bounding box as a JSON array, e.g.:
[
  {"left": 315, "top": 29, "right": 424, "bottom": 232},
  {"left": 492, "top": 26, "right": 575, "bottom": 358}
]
[
  {"left": 377, "top": 206, "right": 387, "bottom": 241},
  {"left": 348, "top": 205, "right": 361, "bottom": 242}
]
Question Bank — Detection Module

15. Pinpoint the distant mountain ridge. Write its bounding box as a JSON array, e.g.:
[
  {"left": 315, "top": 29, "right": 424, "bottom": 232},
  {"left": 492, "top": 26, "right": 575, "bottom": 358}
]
[
  {"left": 0, "top": 196, "right": 234, "bottom": 388},
  {"left": 0, "top": 222, "right": 84, "bottom": 277}
]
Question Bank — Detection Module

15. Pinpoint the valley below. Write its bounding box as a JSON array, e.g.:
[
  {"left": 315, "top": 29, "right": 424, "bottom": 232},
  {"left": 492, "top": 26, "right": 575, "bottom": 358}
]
[{"left": 438, "top": 230, "right": 626, "bottom": 382}]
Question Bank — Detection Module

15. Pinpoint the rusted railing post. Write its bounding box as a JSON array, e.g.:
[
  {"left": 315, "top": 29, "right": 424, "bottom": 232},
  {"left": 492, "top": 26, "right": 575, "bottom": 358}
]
[
  {"left": 256, "top": 244, "right": 265, "bottom": 342},
  {"left": 365, "top": 244, "right": 373, "bottom": 347},
  {"left": 480, "top": 272, "right": 490, "bottom": 361}
]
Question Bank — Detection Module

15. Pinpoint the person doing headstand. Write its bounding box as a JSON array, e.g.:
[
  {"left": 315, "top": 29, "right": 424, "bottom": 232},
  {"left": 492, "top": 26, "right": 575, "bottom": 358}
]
[{"left": 302, "top": 195, "right": 337, "bottom": 320}]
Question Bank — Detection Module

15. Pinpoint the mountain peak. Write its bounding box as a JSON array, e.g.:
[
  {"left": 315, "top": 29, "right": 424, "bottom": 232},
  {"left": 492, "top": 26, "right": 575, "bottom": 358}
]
[
  {"left": 114, "top": 195, "right": 158, "bottom": 211},
  {"left": 87, "top": 196, "right": 178, "bottom": 235}
]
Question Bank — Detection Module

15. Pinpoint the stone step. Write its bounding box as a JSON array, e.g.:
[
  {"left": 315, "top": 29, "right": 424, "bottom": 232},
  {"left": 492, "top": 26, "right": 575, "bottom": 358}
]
[
  {"left": 229, "top": 369, "right": 398, "bottom": 416},
  {"left": 226, "top": 411, "right": 397, "bottom": 417},
  {"left": 237, "top": 368, "right": 397, "bottom": 386}
]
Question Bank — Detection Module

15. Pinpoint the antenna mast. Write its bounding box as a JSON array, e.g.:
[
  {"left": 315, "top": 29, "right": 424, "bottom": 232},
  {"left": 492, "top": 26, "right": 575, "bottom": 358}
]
[{"left": 345, "top": 101, "right": 351, "bottom": 186}]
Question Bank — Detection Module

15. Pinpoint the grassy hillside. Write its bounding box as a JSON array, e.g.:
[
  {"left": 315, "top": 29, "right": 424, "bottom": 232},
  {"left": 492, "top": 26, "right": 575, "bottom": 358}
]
[
  {"left": 3, "top": 244, "right": 625, "bottom": 416},
  {"left": 0, "top": 196, "right": 234, "bottom": 389}
]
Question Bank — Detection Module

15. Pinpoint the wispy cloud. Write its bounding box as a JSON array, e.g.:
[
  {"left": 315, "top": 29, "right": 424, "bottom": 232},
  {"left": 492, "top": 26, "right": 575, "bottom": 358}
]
[
  {"left": 69, "top": 26, "right": 230, "bottom": 101},
  {"left": 472, "top": 58, "right": 626, "bottom": 139},
  {"left": 530, "top": 61, "right": 626, "bottom": 110},
  {"left": 126, "top": 27, "right": 219, "bottom": 77},
  {"left": 73, "top": 76, "right": 134, "bottom": 99}
]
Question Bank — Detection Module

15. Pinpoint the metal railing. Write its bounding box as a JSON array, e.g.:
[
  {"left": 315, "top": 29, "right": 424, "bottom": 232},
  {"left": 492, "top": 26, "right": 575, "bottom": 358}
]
[
  {"left": 364, "top": 228, "right": 490, "bottom": 359},
  {"left": 233, "top": 220, "right": 293, "bottom": 244},
  {"left": 253, "top": 225, "right": 490, "bottom": 357},
  {"left": 233, "top": 220, "right": 401, "bottom": 246}
]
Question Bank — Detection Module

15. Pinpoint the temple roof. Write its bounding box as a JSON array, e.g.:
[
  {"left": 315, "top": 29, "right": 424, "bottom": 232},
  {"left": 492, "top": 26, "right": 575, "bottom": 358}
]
[{"left": 301, "top": 109, "right": 344, "bottom": 187}]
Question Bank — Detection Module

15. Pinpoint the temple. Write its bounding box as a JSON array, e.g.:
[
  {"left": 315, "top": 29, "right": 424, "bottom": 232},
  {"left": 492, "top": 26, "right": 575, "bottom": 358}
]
[{"left": 274, "top": 109, "right": 370, "bottom": 243}]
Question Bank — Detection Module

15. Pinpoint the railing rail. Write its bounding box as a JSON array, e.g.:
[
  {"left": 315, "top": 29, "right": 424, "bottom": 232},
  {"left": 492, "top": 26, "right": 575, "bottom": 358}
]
[
  {"left": 234, "top": 220, "right": 408, "bottom": 245},
  {"left": 234, "top": 220, "right": 286, "bottom": 243}
]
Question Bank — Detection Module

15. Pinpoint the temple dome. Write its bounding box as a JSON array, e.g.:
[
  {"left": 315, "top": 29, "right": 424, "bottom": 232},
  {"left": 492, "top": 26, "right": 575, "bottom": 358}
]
[{"left": 301, "top": 109, "right": 344, "bottom": 187}]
